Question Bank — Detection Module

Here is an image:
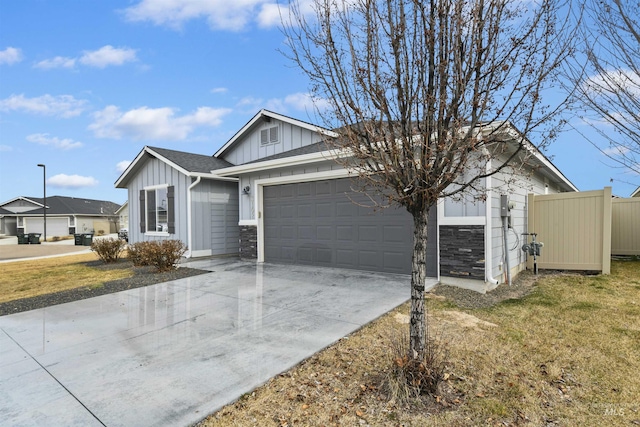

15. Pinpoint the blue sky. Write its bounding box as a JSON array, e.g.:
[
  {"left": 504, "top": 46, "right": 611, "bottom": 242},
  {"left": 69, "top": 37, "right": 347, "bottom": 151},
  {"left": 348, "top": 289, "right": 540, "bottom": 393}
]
[{"left": 0, "top": 0, "right": 637, "bottom": 205}]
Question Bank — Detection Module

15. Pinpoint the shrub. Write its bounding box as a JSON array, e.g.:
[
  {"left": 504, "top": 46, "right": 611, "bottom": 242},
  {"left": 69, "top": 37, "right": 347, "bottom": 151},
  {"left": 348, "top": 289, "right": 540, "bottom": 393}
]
[
  {"left": 126, "top": 240, "right": 187, "bottom": 271},
  {"left": 91, "top": 237, "right": 126, "bottom": 263}
]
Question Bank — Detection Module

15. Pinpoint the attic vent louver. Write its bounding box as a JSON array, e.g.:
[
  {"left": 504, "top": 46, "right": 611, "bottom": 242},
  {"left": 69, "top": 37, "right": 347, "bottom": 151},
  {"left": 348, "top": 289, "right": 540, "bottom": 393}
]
[{"left": 260, "top": 126, "right": 279, "bottom": 145}]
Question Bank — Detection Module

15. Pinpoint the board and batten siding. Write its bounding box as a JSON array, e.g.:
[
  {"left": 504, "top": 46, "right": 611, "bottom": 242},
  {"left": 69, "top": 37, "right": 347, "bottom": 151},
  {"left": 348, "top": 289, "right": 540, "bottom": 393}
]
[
  {"left": 128, "top": 157, "right": 190, "bottom": 246},
  {"left": 611, "top": 198, "right": 640, "bottom": 255},
  {"left": 198, "top": 180, "right": 239, "bottom": 255},
  {"left": 527, "top": 188, "right": 612, "bottom": 273},
  {"left": 222, "top": 119, "right": 325, "bottom": 166}
]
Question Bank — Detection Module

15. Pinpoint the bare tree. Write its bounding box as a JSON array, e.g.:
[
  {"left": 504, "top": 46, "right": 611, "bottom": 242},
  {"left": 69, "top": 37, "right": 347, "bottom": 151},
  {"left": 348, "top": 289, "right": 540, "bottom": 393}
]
[
  {"left": 566, "top": 0, "right": 640, "bottom": 177},
  {"left": 283, "top": 0, "right": 573, "bottom": 359}
]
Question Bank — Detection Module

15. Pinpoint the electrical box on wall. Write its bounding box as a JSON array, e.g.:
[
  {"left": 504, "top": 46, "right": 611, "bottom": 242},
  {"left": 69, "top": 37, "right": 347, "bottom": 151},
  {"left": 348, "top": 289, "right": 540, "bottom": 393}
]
[{"left": 500, "top": 194, "right": 513, "bottom": 228}]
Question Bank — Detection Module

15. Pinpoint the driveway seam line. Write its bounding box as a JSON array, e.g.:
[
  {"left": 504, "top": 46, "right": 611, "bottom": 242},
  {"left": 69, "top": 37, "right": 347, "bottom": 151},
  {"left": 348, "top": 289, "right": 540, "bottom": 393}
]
[{"left": 2, "top": 328, "right": 107, "bottom": 427}]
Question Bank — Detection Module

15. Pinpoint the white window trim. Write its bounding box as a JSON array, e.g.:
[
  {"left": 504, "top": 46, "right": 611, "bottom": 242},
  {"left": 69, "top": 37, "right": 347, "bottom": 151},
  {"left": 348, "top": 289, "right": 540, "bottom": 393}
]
[
  {"left": 437, "top": 199, "right": 487, "bottom": 226},
  {"left": 143, "top": 184, "right": 170, "bottom": 235}
]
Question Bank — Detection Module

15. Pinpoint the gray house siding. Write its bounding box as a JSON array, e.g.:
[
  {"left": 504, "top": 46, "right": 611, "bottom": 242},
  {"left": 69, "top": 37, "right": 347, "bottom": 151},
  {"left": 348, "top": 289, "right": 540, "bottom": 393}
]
[
  {"left": 127, "top": 157, "right": 239, "bottom": 256},
  {"left": 128, "top": 157, "right": 191, "bottom": 246},
  {"left": 489, "top": 163, "right": 564, "bottom": 281},
  {"left": 223, "top": 119, "right": 325, "bottom": 166},
  {"left": 192, "top": 180, "right": 239, "bottom": 255}
]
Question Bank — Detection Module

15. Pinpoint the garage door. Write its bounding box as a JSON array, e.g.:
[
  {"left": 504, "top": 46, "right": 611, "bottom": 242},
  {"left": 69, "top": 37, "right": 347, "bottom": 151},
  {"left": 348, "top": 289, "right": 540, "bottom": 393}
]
[
  {"left": 26, "top": 218, "right": 69, "bottom": 237},
  {"left": 264, "top": 178, "right": 437, "bottom": 275}
]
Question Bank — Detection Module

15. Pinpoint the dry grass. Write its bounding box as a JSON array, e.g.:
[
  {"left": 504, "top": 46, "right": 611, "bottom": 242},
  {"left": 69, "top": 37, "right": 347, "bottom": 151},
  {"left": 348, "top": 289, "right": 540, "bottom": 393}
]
[
  {"left": 0, "top": 253, "right": 133, "bottom": 303},
  {"left": 200, "top": 260, "right": 640, "bottom": 426}
]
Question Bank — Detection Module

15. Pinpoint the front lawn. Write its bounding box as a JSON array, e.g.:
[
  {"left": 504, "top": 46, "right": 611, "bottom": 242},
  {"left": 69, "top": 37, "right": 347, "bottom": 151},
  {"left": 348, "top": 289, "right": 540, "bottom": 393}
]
[{"left": 201, "top": 260, "right": 640, "bottom": 426}]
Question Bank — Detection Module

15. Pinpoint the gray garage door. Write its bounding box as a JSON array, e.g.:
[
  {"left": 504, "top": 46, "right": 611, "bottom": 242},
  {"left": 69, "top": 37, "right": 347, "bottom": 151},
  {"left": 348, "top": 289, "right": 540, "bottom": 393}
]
[{"left": 264, "top": 178, "right": 437, "bottom": 275}]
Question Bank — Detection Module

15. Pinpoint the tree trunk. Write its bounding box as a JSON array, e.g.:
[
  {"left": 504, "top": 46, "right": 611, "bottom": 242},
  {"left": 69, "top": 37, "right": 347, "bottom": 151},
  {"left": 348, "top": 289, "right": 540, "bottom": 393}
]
[{"left": 410, "top": 207, "right": 429, "bottom": 359}]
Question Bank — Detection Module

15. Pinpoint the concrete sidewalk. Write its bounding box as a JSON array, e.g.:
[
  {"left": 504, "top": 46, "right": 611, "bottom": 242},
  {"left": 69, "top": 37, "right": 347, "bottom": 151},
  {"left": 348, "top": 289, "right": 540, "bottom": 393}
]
[{"left": 0, "top": 258, "right": 410, "bottom": 426}]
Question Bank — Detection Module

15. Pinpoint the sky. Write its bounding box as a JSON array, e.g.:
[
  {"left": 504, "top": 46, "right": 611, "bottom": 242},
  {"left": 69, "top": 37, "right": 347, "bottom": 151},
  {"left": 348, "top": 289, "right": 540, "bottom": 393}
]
[{"left": 0, "top": 0, "right": 638, "bottom": 206}]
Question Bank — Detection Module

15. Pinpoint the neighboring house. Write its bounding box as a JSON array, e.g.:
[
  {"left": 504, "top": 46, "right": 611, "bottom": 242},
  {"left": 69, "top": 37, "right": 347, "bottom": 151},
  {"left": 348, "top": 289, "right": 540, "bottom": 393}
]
[
  {"left": 631, "top": 186, "right": 640, "bottom": 198},
  {"left": 115, "top": 201, "right": 129, "bottom": 231},
  {"left": 0, "top": 196, "right": 121, "bottom": 237},
  {"left": 115, "top": 146, "right": 239, "bottom": 258},
  {"left": 117, "top": 109, "right": 577, "bottom": 292}
]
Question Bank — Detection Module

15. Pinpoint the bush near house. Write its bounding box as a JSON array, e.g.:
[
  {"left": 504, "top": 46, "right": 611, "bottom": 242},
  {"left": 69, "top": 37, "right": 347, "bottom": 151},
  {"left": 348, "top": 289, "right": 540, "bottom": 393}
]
[
  {"left": 127, "top": 240, "right": 186, "bottom": 272},
  {"left": 91, "top": 238, "right": 126, "bottom": 263}
]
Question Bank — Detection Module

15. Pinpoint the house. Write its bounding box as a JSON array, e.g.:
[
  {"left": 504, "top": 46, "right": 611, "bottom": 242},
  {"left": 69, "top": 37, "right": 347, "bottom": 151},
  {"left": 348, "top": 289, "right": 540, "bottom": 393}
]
[
  {"left": 115, "top": 201, "right": 129, "bottom": 231},
  {"left": 0, "top": 196, "right": 121, "bottom": 238},
  {"left": 116, "top": 109, "right": 577, "bottom": 292},
  {"left": 115, "top": 146, "right": 239, "bottom": 258},
  {"left": 631, "top": 186, "right": 640, "bottom": 198}
]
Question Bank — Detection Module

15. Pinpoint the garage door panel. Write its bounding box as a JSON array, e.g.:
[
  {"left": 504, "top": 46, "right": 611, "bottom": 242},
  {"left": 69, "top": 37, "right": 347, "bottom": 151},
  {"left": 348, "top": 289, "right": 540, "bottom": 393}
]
[
  {"left": 316, "top": 225, "right": 333, "bottom": 241},
  {"left": 264, "top": 178, "right": 436, "bottom": 275},
  {"left": 336, "top": 201, "right": 357, "bottom": 217},
  {"left": 297, "top": 204, "right": 313, "bottom": 217}
]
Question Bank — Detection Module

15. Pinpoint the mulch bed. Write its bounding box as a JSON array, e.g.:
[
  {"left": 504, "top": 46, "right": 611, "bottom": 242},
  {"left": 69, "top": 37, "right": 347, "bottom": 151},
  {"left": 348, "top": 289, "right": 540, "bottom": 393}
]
[{"left": 0, "top": 259, "right": 208, "bottom": 316}]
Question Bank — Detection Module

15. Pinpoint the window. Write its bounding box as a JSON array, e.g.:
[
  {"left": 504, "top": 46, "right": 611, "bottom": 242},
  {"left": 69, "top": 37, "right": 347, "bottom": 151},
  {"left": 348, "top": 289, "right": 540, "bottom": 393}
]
[
  {"left": 69, "top": 216, "right": 75, "bottom": 226},
  {"left": 444, "top": 196, "right": 485, "bottom": 217},
  {"left": 260, "top": 126, "right": 279, "bottom": 145},
  {"left": 140, "top": 186, "right": 174, "bottom": 234},
  {"left": 17, "top": 217, "right": 23, "bottom": 227}
]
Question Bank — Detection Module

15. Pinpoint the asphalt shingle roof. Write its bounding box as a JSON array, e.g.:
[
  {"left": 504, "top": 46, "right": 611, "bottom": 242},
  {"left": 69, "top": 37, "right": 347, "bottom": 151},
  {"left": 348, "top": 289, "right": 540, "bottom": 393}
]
[
  {"left": 148, "top": 146, "right": 233, "bottom": 172},
  {"left": 2, "top": 196, "right": 121, "bottom": 216}
]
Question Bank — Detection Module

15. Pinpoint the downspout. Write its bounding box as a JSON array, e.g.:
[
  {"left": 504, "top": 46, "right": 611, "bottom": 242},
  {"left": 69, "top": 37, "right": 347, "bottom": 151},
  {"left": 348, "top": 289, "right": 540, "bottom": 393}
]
[
  {"left": 484, "top": 155, "right": 500, "bottom": 287},
  {"left": 186, "top": 176, "right": 202, "bottom": 258}
]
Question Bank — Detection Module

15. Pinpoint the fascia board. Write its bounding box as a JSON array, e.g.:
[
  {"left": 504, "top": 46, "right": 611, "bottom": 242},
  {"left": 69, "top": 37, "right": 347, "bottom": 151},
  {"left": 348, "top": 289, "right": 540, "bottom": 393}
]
[
  {"left": 0, "top": 196, "right": 45, "bottom": 208},
  {"left": 214, "top": 150, "right": 340, "bottom": 176}
]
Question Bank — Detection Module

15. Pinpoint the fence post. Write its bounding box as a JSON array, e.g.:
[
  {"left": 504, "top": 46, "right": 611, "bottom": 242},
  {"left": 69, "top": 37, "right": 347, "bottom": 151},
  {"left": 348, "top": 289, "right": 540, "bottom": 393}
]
[
  {"left": 602, "top": 186, "right": 612, "bottom": 275},
  {"left": 527, "top": 193, "right": 535, "bottom": 271}
]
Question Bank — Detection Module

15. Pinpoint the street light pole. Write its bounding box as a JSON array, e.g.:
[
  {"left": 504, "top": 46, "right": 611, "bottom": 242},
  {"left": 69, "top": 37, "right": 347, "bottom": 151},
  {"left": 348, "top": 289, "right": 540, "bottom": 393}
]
[{"left": 37, "top": 164, "right": 46, "bottom": 242}]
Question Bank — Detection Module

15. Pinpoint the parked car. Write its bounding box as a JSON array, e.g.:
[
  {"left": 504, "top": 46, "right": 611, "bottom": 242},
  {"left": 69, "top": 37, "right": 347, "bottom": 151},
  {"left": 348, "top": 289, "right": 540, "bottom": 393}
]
[{"left": 118, "top": 228, "right": 128, "bottom": 242}]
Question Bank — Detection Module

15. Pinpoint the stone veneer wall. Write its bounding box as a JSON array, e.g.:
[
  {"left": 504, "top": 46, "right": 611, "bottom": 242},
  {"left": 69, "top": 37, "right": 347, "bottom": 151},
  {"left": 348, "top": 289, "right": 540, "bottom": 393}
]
[
  {"left": 439, "top": 225, "right": 485, "bottom": 279},
  {"left": 239, "top": 225, "right": 257, "bottom": 259}
]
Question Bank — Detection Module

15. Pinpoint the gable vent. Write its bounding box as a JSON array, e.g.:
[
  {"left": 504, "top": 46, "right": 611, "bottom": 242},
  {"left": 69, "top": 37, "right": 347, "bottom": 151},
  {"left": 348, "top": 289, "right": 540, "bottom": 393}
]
[{"left": 260, "top": 126, "right": 279, "bottom": 145}]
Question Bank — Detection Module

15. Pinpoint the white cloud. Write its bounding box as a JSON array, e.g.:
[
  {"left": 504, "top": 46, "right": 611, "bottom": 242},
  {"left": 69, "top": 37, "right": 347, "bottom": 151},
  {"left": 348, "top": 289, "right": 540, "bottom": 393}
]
[
  {"left": 0, "top": 145, "right": 12, "bottom": 152},
  {"left": 210, "top": 87, "right": 228, "bottom": 94},
  {"left": 0, "top": 47, "right": 23, "bottom": 65},
  {"left": 123, "top": 0, "right": 290, "bottom": 31},
  {"left": 0, "top": 94, "right": 87, "bottom": 118},
  {"left": 602, "top": 146, "right": 630, "bottom": 156},
  {"left": 26, "top": 133, "right": 83, "bottom": 150},
  {"left": 48, "top": 174, "right": 98, "bottom": 188},
  {"left": 257, "top": 3, "right": 283, "bottom": 28},
  {"left": 89, "top": 105, "right": 231, "bottom": 140},
  {"left": 585, "top": 68, "right": 640, "bottom": 98},
  {"left": 116, "top": 160, "right": 132, "bottom": 173},
  {"left": 34, "top": 56, "right": 76, "bottom": 69},
  {"left": 79, "top": 45, "right": 137, "bottom": 68}
]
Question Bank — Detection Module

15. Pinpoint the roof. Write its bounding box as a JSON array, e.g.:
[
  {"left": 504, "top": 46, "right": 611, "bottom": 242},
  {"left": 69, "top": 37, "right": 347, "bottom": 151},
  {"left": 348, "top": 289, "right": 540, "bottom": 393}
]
[
  {"left": 214, "top": 109, "right": 338, "bottom": 159},
  {"left": 245, "top": 141, "right": 331, "bottom": 164},
  {"left": 115, "top": 146, "right": 235, "bottom": 188},
  {"left": 631, "top": 186, "right": 640, "bottom": 197},
  {"left": 0, "top": 196, "right": 121, "bottom": 216},
  {"left": 115, "top": 201, "right": 128, "bottom": 215},
  {"left": 149, "top": 146, "right": 233, "bottom": 172},
  {"left": 215, "top": 119, "right": 578, "bottom": 193}
]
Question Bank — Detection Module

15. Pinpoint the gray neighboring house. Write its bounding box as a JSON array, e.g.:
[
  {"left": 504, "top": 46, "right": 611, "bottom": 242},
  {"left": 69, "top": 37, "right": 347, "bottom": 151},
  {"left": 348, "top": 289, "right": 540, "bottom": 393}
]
[
  {"left": 115, "top": 146, "right": 239, "bottom": 258},
  {"left": 631, "top": 186, "right": 640, "bottom": 198},
  {"left": 0, "top": 196, "right": 121, "bottom": 237},
  {"left": 117, "top": 109, "right": 578, "bottom": 292}
]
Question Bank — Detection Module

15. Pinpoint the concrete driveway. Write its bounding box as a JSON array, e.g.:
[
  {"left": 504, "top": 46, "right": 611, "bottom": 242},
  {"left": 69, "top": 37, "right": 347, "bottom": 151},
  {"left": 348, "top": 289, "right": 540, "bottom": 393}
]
[{"left": 0, "top": 258, "right": 410, "bottom": 426}]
